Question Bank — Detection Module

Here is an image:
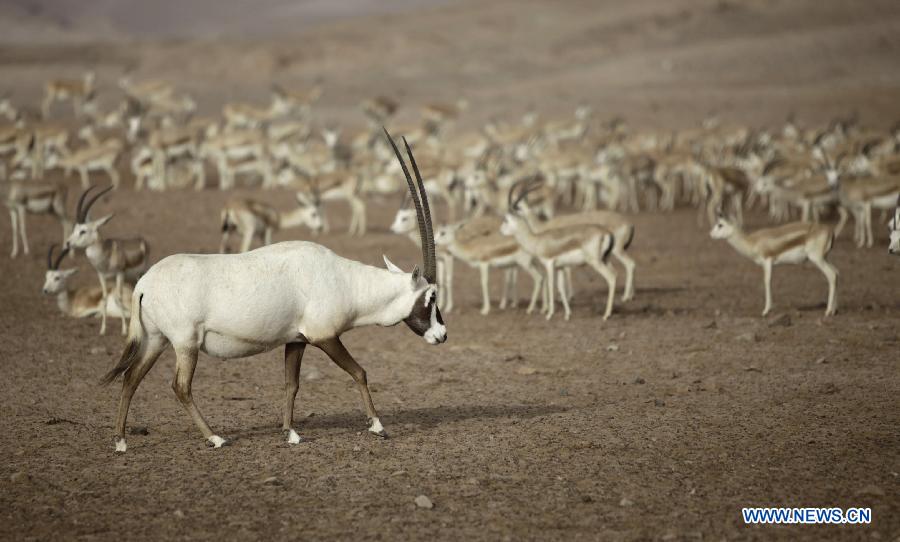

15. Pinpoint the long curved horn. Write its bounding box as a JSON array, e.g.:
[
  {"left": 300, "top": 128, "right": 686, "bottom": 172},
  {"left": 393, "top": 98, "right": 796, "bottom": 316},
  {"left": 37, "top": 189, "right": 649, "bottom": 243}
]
[
  {"left": 54, "top": 246, "right": 69, "bottom": 269},
  {"left": 47, "top": 244, "right": 56, "bottom": 269},
  {"left": 75, "top": 185, "right": 95, "bottom": 223},
  {"left": 383, "top": 128, "right": 433, "bottom": 282},
  {"left": 402, "top": 136, "right": 436, "bottom": 283},
  {"left": 79, "top": 185, "right": 112, "bottom": 222}
]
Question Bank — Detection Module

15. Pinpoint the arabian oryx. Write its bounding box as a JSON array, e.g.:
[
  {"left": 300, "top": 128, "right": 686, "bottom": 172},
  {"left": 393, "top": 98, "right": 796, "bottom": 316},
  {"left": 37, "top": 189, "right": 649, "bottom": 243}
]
[{"left": 101, "top": 129, "right": 447, "bottom": 452}]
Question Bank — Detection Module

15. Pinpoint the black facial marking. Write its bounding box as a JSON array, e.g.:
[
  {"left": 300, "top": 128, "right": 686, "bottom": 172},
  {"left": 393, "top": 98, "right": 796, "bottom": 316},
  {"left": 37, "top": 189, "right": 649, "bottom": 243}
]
[{"left": 403, "top": 289, "right": 443, "bottom": 337}]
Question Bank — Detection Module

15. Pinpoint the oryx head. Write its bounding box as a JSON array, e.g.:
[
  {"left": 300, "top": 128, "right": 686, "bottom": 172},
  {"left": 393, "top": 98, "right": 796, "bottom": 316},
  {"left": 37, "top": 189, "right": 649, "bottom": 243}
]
[
  {"left": 383, "top": 129, "right": 446, "bottom": 345},
  {"left": 43, "top": 245, "right": 76, "bottom": 295},
  {"left": 65, "top": 185, "right": 113, "bottom": 250},
  {"left": 889, "top": 197, "right": 900, "bottom": 255},
  {"left": 500, "top": 176, "right": 542, "bottom": 236}
]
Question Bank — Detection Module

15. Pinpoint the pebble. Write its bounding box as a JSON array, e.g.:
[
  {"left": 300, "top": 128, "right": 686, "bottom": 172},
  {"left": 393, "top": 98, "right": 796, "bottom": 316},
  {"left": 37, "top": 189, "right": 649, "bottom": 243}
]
[
  {"left": 414, "top": 495, "right": 434, "bottom": 509},
  {"left": 619, "top": 497, "right": 634, "bottom": 507},
  {"left": 90, "top": 346, "right": 107, "bottom": 356},
  {"left": 173, "top": 509, "right": 185, "bottom": 519},
  {"left": 768, "top": 314, "right": 792, "bottom": 327},
  {"left": 607, "top": 344, "right": 620, "bottom": 352},
  {"left": 130, "top": 426, "right": 149, "bottom": 436},
  {"left": 736, "top": 332, "right": 759, "bottom": 343}
]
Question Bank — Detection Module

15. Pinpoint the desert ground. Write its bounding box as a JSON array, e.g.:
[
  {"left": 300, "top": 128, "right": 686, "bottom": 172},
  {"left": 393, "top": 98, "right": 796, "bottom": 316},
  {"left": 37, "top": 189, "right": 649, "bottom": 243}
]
[{"left": 1, "top": 0, "right": 899, "bottom": 540}]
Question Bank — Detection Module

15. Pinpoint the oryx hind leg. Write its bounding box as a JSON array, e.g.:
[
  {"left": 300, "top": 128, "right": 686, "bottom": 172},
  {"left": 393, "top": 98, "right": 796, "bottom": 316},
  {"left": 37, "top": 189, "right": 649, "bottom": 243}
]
[
  {"left": 317, "top": 338, "right": 386, "bottom": 438},
  {"left": 114, "top": 334, "right": 168, "bottom": 453},
  {"left": 282, "top": 342, "right": 307, "bottom": 444},
  {"left": 172, "top": 345, "right": 224, "bottom": 447}
]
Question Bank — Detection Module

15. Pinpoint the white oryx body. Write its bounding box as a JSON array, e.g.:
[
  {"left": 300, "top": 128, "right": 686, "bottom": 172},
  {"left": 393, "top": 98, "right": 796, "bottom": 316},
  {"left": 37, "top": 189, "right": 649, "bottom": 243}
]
[{"left": 102, "top": 128, "right": 446, "bottom": 453}]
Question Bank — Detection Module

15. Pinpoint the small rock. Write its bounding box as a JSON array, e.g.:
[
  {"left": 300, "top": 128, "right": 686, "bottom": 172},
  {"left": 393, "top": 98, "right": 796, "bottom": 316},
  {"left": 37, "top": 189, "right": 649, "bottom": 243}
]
[
  {"left": 653, "top": 399, "right": 665, "bottom": 407},
  {"left": 855, "top": 484, "right": 885, "bottom": 497},
  {"left": 414, "top": 495, "right": 434, "bottom": 509},
  {"left": 173, "top": 509, "right": 185, "bottom": 519},
  {"left": 702, "top": 320, "right": 717, "bottom": 329},
  {"left": 814, "top": 356, "right": 828, "bottom": 364},
  {"left": 90, "top": 346, "right": 107, "bottom": 356},
  {"left": 303, "top": 367, "right": 323, "bottom": 381},
  {"left": 744, "top": 366, "right": 762, "bottom": 373},
  {"left": 559, "top": 389, "right": 569, "bottom": 397},
  {"left": 580, "top": 495, "right": 593, "bottom": 503},
  {"left": 352, "top": 445, "right": 362, "bottom": 452},
  {"left": 607, "top": 344, "right": 619, "bottom": 352},
  {"left": 503, "top": 354, "right": 524, "bottom": 362},
  {"left": 391, "top": 470, "right": 406, "bottom": 477},
  {"left": 736, "top": 332, "right": 759, "bottom": 343},
  {"left": 516, "top": 366, "right": 538, "bottom": 376},
  {"left": 261, "top": 476, "right": 281, "bottom": 486},
  {"left": 768, "top": 314, "right": 792, "bottom": 327},
  {"left": 820, "top": 382, "right": 839, "bottom": 395},
  {"left": 619, "top": 497, "right": 634, "bottom": 507},
  {"left": 129, "top": 426, "right": 149, "bottom": 436},
  {"left": 633, "top": 377, "right": 646, "bottom": 385}
]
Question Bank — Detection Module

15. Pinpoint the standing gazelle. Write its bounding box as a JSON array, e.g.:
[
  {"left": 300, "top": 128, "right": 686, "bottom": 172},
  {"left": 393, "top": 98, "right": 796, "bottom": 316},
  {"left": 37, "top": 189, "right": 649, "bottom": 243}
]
[
  {"left": 65, "top": 186, "right": 150, "bottom": 335},
  {"left": 502, "top": 179, "right": 617, "bottom": 321},
  {"left": 101, "top": 129, "right": 446, "bottom": 453},
  {"left": 888, "top": 195, "right": 900, "bottom": 255},
  {"left": 710, "top": 214, "right": 838, "bottom": 316},
  {"left": 4, "top": 180, "right": 70, "bottom": 257},
  {"left": 220, "top": 193, "right": 325, "bottom": 253}
]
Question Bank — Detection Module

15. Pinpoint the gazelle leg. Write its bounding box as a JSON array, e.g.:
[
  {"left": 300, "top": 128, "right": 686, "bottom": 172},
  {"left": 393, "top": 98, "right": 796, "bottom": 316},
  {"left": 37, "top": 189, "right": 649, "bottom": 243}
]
[
  {"left": 564, "top": 267, "right": 574, "bottom": 302},
  {"left": 499, "top": 268, "right": 511, "bottom": 309},
  {"left": 545, "top": 261, "right": 556, "bottom": 320},
  {"left": 113, "top": 334, "right": 168, "bottom": 452},
  {"left": 443, "top": 256, "right": 455, "bottom": 312},
  {"left": 16, "top": 207, "right": 29, "bottom": 255},
  {"left": 864, "top": 203, "right": 874, "bottom": 248},
  {"left": 509, "top": 267, "right": 519, "bottom": 309},
  {"left": 588, "top": 259, "right": 617, "bottom": 321},
  {"left": 240, "top": 229, "right": 253, "bottom": 253},
  {"left": 615, "top": 248, "right": 637, "bottom": 301},
  {"left": 264, "top": 228, "right": 272, "bottom": 246},
  {"left": 219, "top": 229, "right": 230, "bottom": 253},
  {"left": 108, "top": 166, "right": 120, "bottom": 190},
  {"left": 9, "top": 209, "right": 19, "bottom": 257},
  {"left": 762, "top": 259, "right": 773, "bottom": 317},
  {"left": 316, "top": 337, "right": 386, "bottom": 437},
  {"left": 282, "top": 342, "right": 306, "bottom": 444},
  {"left": 520, "top": 258, "right": 543, "bottom": 314},
  {"left": 810, "top": 255, "right": 838, "bottom": 316},
  {"left": 479, "top": 263, "right": 491, "bottom": 315},
  {"left": 116, "top": 273, "right": 127, "bottom": 335},
  {"left": 172, "top": 345, "right": 223, "bottom": 447},
  {"left": 556, "top": 269, "right": 571, "bottom": 320},
  {"left": 97, "top": 271, "right": 108, "bottom": 335},
  {"left": 79, "top": 167, "right": 89, "bottom": 189}
]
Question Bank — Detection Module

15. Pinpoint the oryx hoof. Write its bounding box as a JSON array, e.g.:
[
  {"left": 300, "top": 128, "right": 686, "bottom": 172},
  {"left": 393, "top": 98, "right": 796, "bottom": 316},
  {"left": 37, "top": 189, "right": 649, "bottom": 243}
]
[
  {"left": 207, "top": 435, "right": 228, "bottom": 448},
  {"left": 114, "top": 437, "right": 127, "bottom": 453},
  {"left": 368, "top": 418, "right": 388, "bottom": 438}
]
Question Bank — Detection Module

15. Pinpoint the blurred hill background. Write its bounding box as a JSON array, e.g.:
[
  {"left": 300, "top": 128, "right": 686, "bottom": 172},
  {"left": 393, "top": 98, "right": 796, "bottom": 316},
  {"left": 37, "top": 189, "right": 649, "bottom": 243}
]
[{"left": 0, "top": 0, "right": 898, "bottom": 127}]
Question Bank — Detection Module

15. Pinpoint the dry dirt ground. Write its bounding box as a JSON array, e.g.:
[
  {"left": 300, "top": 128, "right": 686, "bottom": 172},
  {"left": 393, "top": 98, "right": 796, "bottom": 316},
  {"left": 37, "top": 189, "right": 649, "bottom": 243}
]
[{"left": 1, "top": 1, "right": 900, "bottom": 540}]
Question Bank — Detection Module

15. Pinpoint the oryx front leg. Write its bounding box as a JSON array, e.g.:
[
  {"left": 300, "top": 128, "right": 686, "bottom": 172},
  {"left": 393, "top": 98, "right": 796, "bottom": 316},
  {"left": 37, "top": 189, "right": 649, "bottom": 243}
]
[
  {"left": 282, "top": 342, "right": 306, "bottom": 444},
  {"left": 317, "top": 338, "right": 386, "bottom": 438},
  {"left": 172, "top": 345, "right": 224, "bottom": 447}
]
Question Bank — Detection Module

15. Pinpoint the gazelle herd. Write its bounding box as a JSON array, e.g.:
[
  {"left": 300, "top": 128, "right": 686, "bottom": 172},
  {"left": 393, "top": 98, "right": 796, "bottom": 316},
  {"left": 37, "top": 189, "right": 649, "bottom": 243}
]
[{"left": 1, "top": 70, "right": 899, "bottom": 451}]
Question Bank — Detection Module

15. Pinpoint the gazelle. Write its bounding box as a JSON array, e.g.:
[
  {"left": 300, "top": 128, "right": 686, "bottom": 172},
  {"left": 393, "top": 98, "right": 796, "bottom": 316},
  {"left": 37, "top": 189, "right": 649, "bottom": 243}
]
[
  {"left": 65, "top": 186, "right": 150, "bottom": 335},
  {"left": 516, "top": 201, "right": 637, "bottom": 302},
  {"left": 272, "top": 84, "right": 322, "bottom": 117},
  {"left": 710, "top": 214, "right": 838, "bottom": 317},
  {"left": 100, "top": 129, "right": 446, "bottom": 453},
  {"left": 43, "top": 245, "right": 132, "bottom": 320},
  {"left": 4, "top": 180, "right": 70, "bottom": 257},
  {"left": 58, "top": 139, "right": 123, "bottom": 189},
  {"left": 220, "top": 193, "right": 324, "bottom": 253},
  {"left": 888, "top": 197, "right": 900, "bottom": 255},
  {"left": 502, "top": 179, "right": 617, "bottom": 321},
  {"left": 42, "top": 72, "right": 95, "bottom": 118}
]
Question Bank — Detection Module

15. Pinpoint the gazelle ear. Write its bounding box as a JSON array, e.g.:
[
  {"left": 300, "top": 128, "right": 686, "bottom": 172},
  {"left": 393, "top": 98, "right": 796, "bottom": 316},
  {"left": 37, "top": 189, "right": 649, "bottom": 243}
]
[
  {"left": 296, "top": 192, "right": 313, "bottom": 207},
  {"left": 63, "top": 268, "right": 78, "bottom": 278},
  {"left": 94, "top": 214, "right": 114, "bottom": 227},
  {"left": 383, "top": 255, "right": 404, "bottom": 274}
]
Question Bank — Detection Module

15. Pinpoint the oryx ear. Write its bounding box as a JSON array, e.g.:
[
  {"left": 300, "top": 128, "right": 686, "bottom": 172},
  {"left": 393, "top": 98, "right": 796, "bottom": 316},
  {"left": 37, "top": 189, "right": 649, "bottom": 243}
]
[
  {"left": 410, "top": 265, "right": 421, "bottom": 284},
  {"left": 383, "top": 255, "right": 404, "bottom": 274},
  {"left": 94, "top": 214, "right": 114, "bottom": 227}
]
